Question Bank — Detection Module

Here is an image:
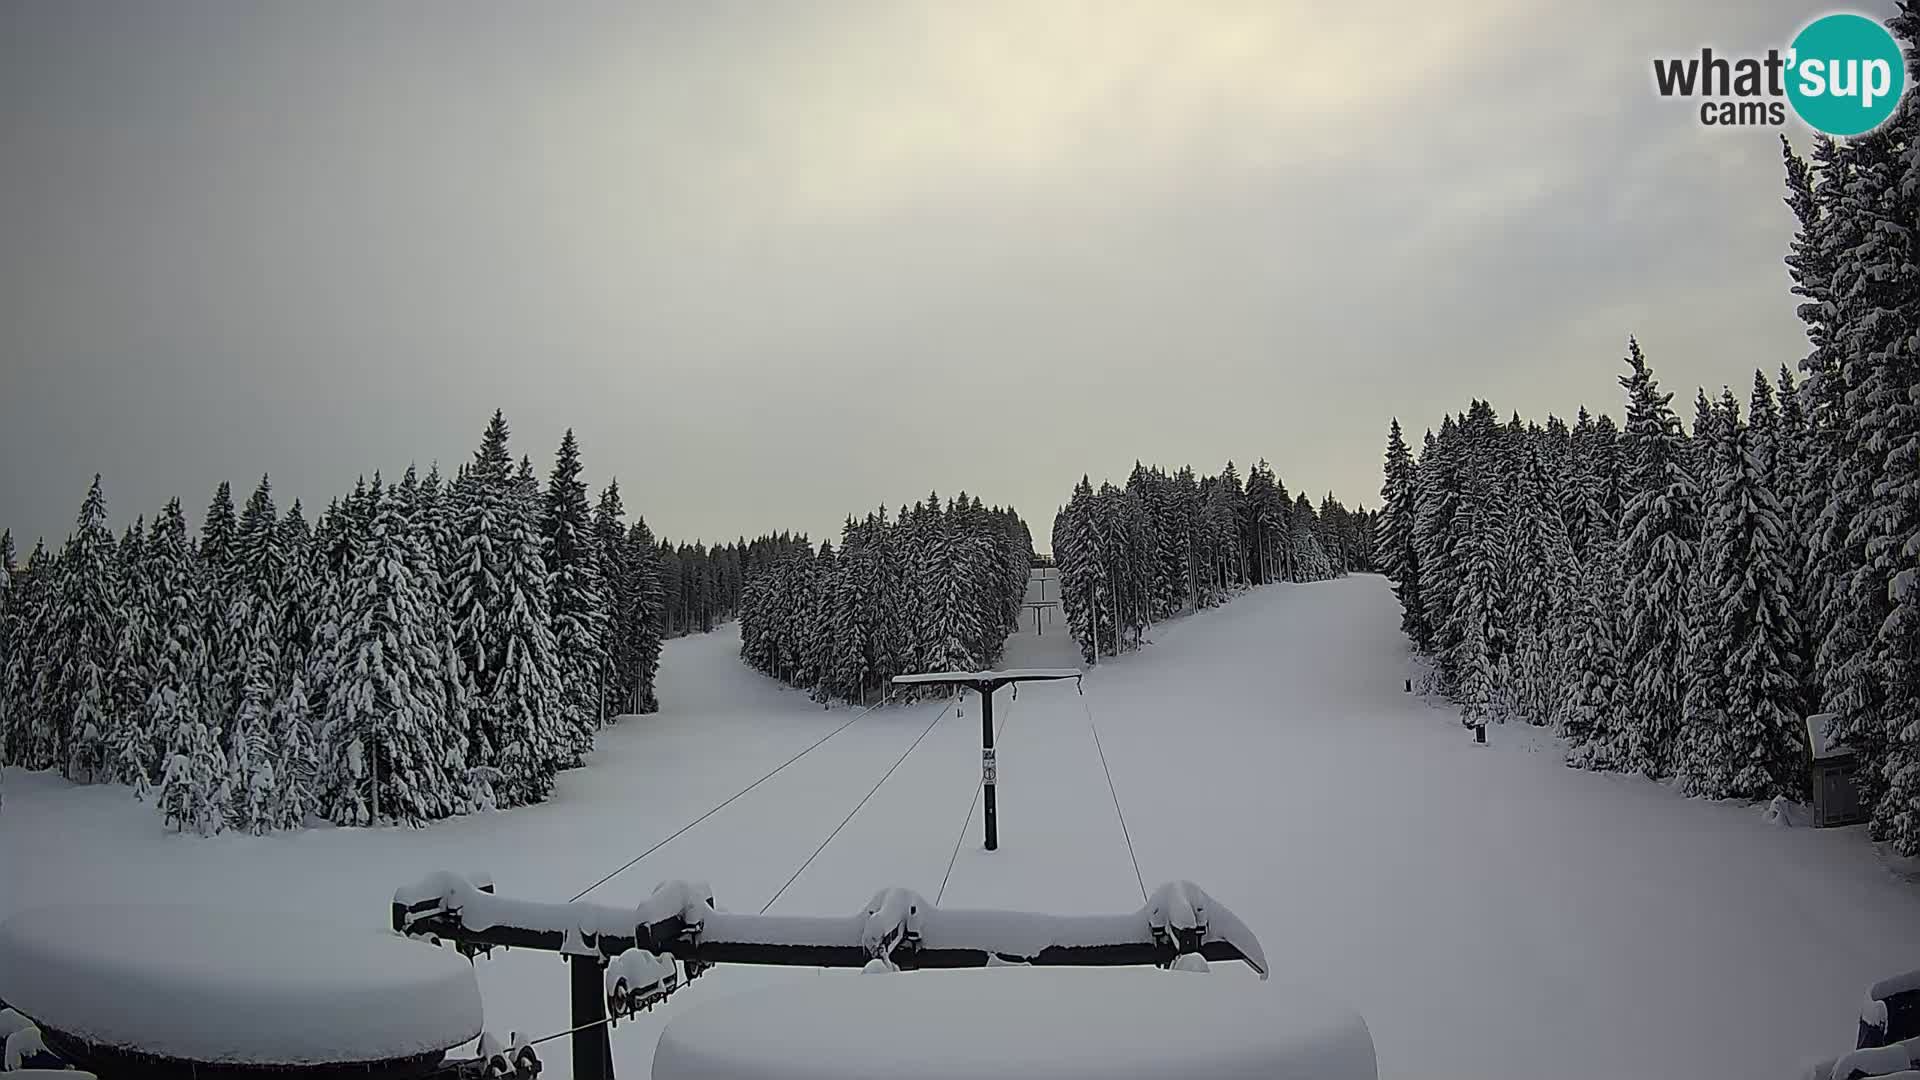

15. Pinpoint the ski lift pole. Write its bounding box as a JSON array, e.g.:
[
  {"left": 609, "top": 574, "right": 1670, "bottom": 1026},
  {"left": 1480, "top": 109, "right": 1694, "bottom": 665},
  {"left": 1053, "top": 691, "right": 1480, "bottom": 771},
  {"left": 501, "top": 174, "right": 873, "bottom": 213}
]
[
  {"left": 981, "top": 687, "right": 997, "bottom": 850},
  {"left": 892, "top": 668, "right": 1082, "bottom": 852}
]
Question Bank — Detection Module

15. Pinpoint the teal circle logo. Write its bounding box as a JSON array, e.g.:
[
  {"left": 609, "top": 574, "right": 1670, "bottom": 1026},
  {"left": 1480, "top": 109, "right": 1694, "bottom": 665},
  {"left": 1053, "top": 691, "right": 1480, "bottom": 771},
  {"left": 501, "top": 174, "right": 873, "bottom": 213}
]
[{"left": 1786, "top": 13, "right": 1906, "bottom": 135}]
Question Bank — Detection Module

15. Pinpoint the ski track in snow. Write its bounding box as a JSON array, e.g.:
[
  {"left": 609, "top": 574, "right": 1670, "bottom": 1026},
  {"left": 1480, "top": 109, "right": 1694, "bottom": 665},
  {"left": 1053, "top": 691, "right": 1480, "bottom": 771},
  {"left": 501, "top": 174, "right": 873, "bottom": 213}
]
[{"left": 5, "top": 575, "right": 1918, "bottom": 1080}]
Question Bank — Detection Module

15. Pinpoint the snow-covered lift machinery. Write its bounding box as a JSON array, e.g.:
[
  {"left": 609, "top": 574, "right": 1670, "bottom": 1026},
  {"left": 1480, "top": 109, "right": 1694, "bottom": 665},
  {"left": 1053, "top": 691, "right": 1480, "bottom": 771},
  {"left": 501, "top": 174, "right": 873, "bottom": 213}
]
[
  {"left": 392, "top": 871, "right": 1268, "bottom": 1080},
  {"left": 890, "top": 668, "right": 1083, "bottom": 851}
]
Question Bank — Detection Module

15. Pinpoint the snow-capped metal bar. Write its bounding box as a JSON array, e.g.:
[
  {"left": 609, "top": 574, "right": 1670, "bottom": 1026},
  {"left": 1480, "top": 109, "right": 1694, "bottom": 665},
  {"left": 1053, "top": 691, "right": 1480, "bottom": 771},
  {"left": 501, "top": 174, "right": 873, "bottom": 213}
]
[
  {"left": 892, "top": 668, "right": 1084, "bottom": 685},
  {"left": 395, "top": 871, "right": 1264, "bottom": 1080},
  {"left": 392, "top": 872, "right": 1265, "bottom": 977}
]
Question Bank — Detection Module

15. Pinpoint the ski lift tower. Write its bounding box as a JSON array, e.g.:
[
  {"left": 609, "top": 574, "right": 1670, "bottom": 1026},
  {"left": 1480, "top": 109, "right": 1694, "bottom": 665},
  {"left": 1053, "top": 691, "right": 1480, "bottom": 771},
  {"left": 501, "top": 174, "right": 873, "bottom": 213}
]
[{"left": 892, "top": 668, "right": 1082, "bottom": 851}]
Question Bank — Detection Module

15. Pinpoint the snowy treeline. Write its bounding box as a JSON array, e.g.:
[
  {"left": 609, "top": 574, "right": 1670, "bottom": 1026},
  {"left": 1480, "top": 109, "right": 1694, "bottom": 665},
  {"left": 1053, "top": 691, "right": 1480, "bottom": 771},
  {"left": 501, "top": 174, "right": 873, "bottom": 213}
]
[
  {"left": 0, "top": 412, "right": 747, "bottom": 833},
  {"left": 657, "top": 540, "right": 760, "bottom": 639},
  {"left": 1051, "top": 461, "right": 1374, "bottom": 664},
  {"left": 738, "top": 496, "right": 1034, "bottom": 703},
  {"left": 1376, "top": 47, "right": 1920, "bottom": 853},
  {"left": 1379, "top": 355, "right": 1849, "bottom": 809}
]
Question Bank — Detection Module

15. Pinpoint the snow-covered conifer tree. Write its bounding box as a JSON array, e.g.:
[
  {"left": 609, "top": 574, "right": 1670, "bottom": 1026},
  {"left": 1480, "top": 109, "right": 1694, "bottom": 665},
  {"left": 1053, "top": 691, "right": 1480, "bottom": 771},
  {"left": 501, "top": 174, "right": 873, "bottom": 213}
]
[
  {"left": 490, "top": 472, "right": 565, "bottom": 804},
  {"left": 197, "top": 481, "right": 241, "bottom": 731},
  {"left": 55, "top": 476, "right": 119, "bottom": 783},
  {"left": 1413, "top": 421, "right": 1465, "bottom": 688},
  {"left": 322, "top": 477, "right": 466, "bottom": 825},
  {"left": 1614, "top": 341, "right": 1699, "bottom": 778},
  {"left": 271, "top": 670, "right": 320, "bottom": 830},
  {"left": 226, "top": 601, "right": 279, "bottom": 833},
  {"left": 1562, "top": 542, "right": 1624, "bottom": 767},
  {"left": 106, "top": 517, "right": 158, "bottom": 792},
  {"left": 542, "top": 430, "right": 607, "bottom": 756},
  {"left": 1379, "top": 420, "right": 1425, "bottom": 648},
  {"left": 1710, "top": 393, "right": 1807, "bottom": 801},
  {"left": 627, "top": 517, "right": 664, "bottom": 712},
  {"left": 1676, "top": 391, "right": 1736, "bottom": 797}
]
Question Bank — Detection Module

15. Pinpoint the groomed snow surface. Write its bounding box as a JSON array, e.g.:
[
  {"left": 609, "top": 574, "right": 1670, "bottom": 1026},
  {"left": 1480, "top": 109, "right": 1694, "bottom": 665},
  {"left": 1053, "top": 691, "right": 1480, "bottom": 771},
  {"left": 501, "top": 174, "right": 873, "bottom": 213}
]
[{"left": 4, "top": 575, "right": 1918, "bottom": 1080}]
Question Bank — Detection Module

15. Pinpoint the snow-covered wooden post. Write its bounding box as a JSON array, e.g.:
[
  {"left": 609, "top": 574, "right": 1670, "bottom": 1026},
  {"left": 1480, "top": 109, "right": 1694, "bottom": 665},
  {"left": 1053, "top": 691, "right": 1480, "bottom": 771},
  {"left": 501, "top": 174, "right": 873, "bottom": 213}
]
[{"left": 892, "top": 669, "right": 1083, "bottom": 852}]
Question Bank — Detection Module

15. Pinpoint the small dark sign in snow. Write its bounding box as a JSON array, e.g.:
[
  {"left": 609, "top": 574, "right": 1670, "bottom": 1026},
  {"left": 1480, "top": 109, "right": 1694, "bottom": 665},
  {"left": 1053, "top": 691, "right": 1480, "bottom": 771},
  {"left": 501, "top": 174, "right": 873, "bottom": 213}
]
[{"left": 0, "top": 903, "right": 483, "bottom": 1068}]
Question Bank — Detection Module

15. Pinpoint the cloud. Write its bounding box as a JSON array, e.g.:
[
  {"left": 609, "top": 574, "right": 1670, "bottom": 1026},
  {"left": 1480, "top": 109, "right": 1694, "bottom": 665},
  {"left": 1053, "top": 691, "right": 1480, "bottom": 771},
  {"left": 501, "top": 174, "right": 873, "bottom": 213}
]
[{"left": 0, "top": 0, "right": 1842, "bottom": 547}]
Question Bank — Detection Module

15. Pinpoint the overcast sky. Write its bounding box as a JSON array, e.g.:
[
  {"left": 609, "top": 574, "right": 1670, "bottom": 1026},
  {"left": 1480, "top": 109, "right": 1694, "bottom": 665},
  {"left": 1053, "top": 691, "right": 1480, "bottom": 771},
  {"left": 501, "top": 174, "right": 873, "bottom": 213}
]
[{"left": 0, "top": 0, "right": 1848, "bottom": 552}]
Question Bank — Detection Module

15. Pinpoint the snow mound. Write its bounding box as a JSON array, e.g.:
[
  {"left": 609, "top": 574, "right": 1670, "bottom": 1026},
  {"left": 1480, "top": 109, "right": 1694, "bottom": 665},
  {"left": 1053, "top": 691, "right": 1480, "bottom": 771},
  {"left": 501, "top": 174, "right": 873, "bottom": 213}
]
[
  {"left": 1761, "top": 796, "right": 1807, "bottom": 827},
  {"left": 651, "top": 967, "right": 1375, "bottom": 1080},
  {"left": 0, "top": 903, "right": 483, "bottom": 1066}
]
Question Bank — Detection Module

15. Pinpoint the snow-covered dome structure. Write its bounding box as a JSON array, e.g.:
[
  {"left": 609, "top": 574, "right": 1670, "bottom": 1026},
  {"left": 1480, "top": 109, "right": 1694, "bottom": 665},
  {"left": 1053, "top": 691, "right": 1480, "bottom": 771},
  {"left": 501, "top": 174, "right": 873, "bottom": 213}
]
[
  {"left": 651, "top": 967, "right": 1376, "bottom": 1080},
  {"left": 0, "top": 903, "right": 483, "bottom": 1078}
]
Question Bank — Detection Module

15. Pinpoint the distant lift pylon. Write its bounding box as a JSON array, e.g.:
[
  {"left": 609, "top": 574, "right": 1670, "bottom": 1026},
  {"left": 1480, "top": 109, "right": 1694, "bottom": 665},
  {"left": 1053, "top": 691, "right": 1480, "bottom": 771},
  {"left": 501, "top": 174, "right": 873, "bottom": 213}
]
[{"left": 891, "top": 668, "right": 1083, "bottom": 851}]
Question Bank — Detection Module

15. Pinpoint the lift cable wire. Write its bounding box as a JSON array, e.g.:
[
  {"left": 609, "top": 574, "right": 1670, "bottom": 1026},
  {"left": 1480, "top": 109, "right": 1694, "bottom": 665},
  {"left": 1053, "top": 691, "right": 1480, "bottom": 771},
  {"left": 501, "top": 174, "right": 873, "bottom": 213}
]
[
  {"left": 525, "top": 1015, "right": 613, "bottom": 1049},
  {"left": 1081, "top": 686, "right": 1148, "bottom": 905},
  {"left": 571, "top": 686, "right": 901, "bottom": 903},
  {"left": 934, "top": 688, "right": 1018, "bottom": 906},
  {"left": 759, "top": 694, "right": 958, "bottom": 914}
]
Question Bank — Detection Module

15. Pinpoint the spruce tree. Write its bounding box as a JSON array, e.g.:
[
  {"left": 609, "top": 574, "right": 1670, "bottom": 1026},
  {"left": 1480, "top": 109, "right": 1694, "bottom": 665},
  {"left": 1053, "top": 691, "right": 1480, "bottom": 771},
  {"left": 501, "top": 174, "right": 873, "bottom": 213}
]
[
  {"left": 1380, "top": 419, "right": 1427, "bottom": 648},
  {"left": 198, "top": 480, "right": 241, "bottom": 732},
  {"left": 831, "top": 520, "right": 877, "bottom": 702},
  {"left": 593, "top": 482, "right": 633, "bottom": 714},
  {"left": 55, "top": 476, "right": 119, "bottom": 783},
  {"left": 1711, "top": 395, "right": 1807, "bottom": 801},
  {"left": 542, "top": 430, "right": 608, "bottom": 757},
  {"left": 8, "top": 542, "right": 58, "bottom": 772},
  {"left": 1455, "top": 594, "right": 1494, "bottom": 731},
  {"left": 808, "top": 541, "right": 840, "bottom": 701},
  {"left": 449, "top": 412, "right": 517, "bottom": 778},
  {"left": 1414, "top": 421, "right": 1465, "bottom": 687},
  {"left": 106, "top": 516, "right": 158, "bottom": 792},
  {"left": 1502, "top": 446, "right": 1574, "bottom": 724},
  {"left": 157, "top": 709, "right": 228, "bottom": 836},
  {"left": 1676, "top": 392, "right": 1737, "bottom": 797},
  {"left": 1445, "top": 485, "right": 1505, "bottom": 711},
  {"left": 1810, "top": 130, "right": 1900, "bottom": 813},
  {"left": 300, "top": 497, "right": 356, "bottom": 794},
  {"left": 233, "top": 476, "right": 286, "bottom": 618},
  {"left": 226, "top": 601, "right": 279, "bottom": 833},
  {"left": 1614, "top": 341, "right": 1699, "bottom": 778},
  {"left": 1563, "top": 541, "right": 1625, "bottom": 767},
  {"left": 1873, "top": 0, "right": 1920, "bottom": 854},
  {"left": 627, "top": 517, "right": 664, "bottom": 713},
  {"left": 1292, "top": 493, "right": 1333, "bottom": 581},
  {"left": 491, "top": 472, "right": 565, "bottom": 805},
  {"left": 279, "top": 499, "right": 317, "bottom": 674},
  {"left": 152, "top": 497, "right": 223, "bottom": 832},
  {"left": 139, "top": 502, "right": 204, "bottom": 795},
  {"left": 0, "top": 529, "right": 13, "bottom": 798},
  {"left": 322, "top": 477, "right": 466, "bottom": 825},
  {"left": 271, "top": 671, "right": 320, "bottom": 830}
]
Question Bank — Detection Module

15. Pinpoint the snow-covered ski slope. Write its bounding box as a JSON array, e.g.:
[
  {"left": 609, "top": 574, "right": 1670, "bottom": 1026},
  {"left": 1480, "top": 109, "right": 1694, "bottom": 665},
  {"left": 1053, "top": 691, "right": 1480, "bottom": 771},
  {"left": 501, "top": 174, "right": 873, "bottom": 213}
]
[{"left": 5, "top": 574, "right": 1918, "bottom": 1080}]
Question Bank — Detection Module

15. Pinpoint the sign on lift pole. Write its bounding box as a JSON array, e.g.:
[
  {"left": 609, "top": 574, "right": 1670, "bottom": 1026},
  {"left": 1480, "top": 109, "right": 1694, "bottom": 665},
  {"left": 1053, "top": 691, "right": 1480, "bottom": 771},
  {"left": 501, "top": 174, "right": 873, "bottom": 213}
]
[{"left": 891, "top": 668, "right": 1083, "bottom": 851}]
